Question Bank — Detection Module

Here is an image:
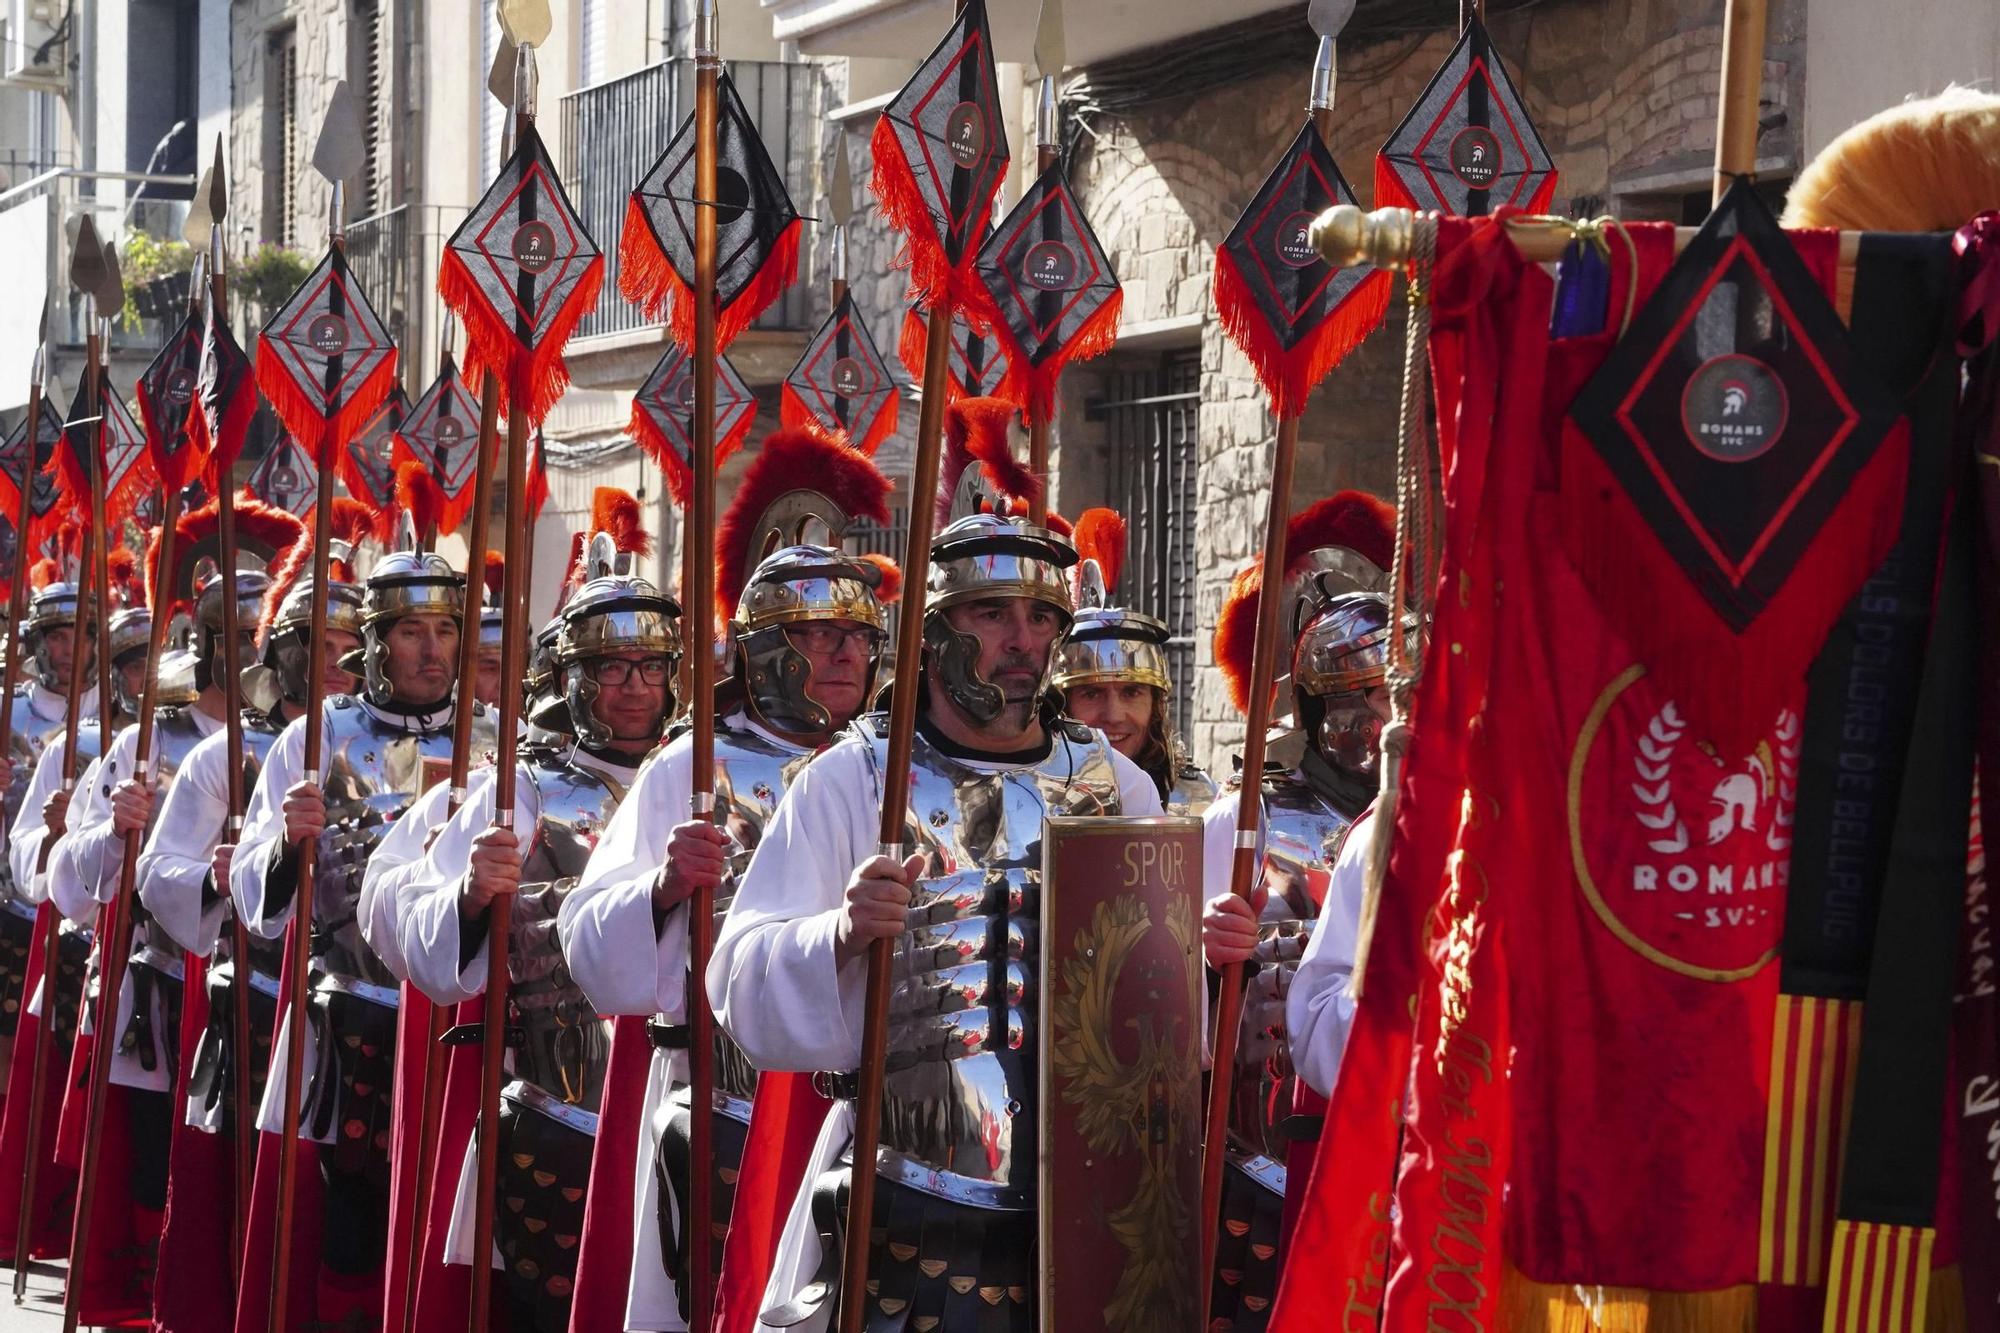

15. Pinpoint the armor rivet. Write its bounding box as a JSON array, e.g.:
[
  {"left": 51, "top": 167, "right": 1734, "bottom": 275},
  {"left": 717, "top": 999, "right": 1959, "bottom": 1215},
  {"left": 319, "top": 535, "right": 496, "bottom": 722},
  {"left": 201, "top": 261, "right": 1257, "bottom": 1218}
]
[
  {"left": 1005, "top": 1098, "right": 1021, "bottom": 1116},
  {"left": 929, "top": 810, "right": 948, "bottom": 827}
]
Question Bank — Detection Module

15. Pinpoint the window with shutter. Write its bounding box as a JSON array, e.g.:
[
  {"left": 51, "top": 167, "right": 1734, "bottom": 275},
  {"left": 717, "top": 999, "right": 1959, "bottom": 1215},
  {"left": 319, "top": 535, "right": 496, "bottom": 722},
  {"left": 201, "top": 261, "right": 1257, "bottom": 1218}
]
[
  {"left": 352, "top": 0, "right": 385, "bottom": 216},
  {"left": 579, "top": 0, "right": 606, "bottom": 86},
  {"left": 269, "top": 28, "right": 299, "bottom": 246}
]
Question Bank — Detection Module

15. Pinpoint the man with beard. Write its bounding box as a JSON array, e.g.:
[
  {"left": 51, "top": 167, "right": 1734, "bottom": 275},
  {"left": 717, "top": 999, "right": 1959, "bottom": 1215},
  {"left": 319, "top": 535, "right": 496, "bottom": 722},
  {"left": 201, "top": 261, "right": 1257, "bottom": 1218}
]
[
  {"left": 706, "top": 465, "right": 1162, "bottom": 1331},
  {"left": 560, "top": 431, "right": 895, "bottom": 1332},
  {"left": 1197, "top": 492, "right": 1408, "bottom": 1330},
  {"left": 229, "top": 536, "right": 495, "bottom": 1326}
]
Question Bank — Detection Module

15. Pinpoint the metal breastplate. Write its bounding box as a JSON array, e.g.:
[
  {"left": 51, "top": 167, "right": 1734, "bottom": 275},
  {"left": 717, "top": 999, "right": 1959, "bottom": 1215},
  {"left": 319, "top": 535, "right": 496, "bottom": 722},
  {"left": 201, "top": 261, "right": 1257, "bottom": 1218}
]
[
  {"left": 233, "top": 716, "right": 287, "bottom": 978},
  {"left": 316, "top": 698, "right": 498, "bottom": 986},
  {"left": 508, "top": 751, "right": 624, "bottom": 1111},
  {"left": 862, "top": 717, "right": 1123, "bottom": 1208},
  {"left": 125, "top": 709, "right": 211, "bottom": 961},
  {"left": 1230, "top": 773, "right": 1354, "bottom": 1159},
  {"left": 1, "top": 691, "right": 67, "bottom": 902},
  {"left": 709, "top": 725, "right": 808, "bottom": 1100},
  {"left": 1167, "top": 763, "right": 1219, "bottom": 818}
]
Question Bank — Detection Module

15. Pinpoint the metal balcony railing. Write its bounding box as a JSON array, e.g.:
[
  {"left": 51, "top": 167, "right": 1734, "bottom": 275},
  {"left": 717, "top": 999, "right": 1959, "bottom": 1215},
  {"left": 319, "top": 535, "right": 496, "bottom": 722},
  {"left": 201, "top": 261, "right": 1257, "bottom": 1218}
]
[
  {"left": 558, "top": 58, "right": 821, "bottom": 343},
  {"left": 344, "top": 204, "right": 412, "bottom": 352}
]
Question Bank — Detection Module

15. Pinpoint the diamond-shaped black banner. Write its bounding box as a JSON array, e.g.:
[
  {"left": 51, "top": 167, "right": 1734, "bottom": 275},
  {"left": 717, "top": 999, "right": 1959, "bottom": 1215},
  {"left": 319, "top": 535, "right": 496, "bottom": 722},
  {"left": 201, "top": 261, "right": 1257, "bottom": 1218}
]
[
  {"left": 1569, "top": 183, "right": 1904, "bottom": 629},
  {"left": 339, "top": 386, "right": 409, "bottom": 513},
  {"left": 440, "top": 120, "right": 603, "bottom": 426},
  {"left": 192, "top": 287, "right": 256, "bottom": 480},
  {"left": 623, "top": 71, "right": 801, "bottom": 349},
  {"left": 783, "top": 292, "right": 900, "bottom": 455},
  {"left": 1225, "top": 122, "right": 1376, "bottom": 354},
  {"left": 396, "top": 357, "right": 484, "bottom": 529},
  {"left": 246, "top": 435, "right": 320, "bottom": 520},
  {"left": 1376, "top": 15, "right": 1557, "bottom": 217},
  {"left": 255, "top": 248, "right": 399, "bottom": 461},
  {"left": 0, "top": 397, "right": 65, "bottom": 548},
  {"left": 870, "top": 0, "right": 1009, "bottom": 295},
  {"left": 137, "top": 308, "right": 206, "bottom": 489},
  {"left": 902, "top": 302, "right": 1015, "bottom": 403},
  {"left": 629, "top": 343, "right": 757, "bottom": 504}
]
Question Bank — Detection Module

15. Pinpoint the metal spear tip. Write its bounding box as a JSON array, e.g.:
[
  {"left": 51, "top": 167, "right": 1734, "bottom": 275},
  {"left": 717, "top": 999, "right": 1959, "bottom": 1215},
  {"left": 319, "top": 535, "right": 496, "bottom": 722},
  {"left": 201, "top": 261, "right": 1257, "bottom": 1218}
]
[
  {"left": 1308, "top": 0, "right": 1356, "bottom": 38},
  {"left": 1034, "top": 0, "right": 1066, "bottom": 83},
  {"left": 496, "top": 0, "right": 551, "bottom": 48},
  {"left": 69, "top": 215, "right": 107, "bottom": 300},
  {"left": 99, "top": 239, "right": 125, "bottom": 320},
  {"left": 312, "top": 80, "right": 366, "bottom": 187},
  {"left": 830, "top": 138, "right": 854, "bottom": 229},
  {"left": 209, "top": 133, "right": 229, "bottom": 224},
  {"left": 184, "top": 164, "right": 216, "bottom": 247},
  {"left": 487, "top": 33, "right": 517, "bottom": 108},
  {"left": 511, "top": 38, "right": 538, "bottom": 120}
]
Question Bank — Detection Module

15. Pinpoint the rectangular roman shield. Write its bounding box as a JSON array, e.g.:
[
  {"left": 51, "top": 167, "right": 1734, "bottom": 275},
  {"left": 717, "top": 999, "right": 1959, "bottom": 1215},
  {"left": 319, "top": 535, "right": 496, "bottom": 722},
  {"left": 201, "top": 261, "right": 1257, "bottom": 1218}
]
[{"left": 1039, "top": 815, "right": 1204, "bottom": 1333}]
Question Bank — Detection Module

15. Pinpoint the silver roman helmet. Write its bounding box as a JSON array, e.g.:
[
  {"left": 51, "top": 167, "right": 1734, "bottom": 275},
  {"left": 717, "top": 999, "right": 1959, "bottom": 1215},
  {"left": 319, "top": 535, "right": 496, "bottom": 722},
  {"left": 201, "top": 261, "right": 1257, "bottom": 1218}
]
[
  {"left": 191, "top": 570, "right": 270, "bottom": 688},
  {"left": 357, "top": 550, "right": 464, "bottom": 706},
  {"left": 716, "top": 427, "right": 895, "bottom": 736},
  {"left": 557, "top": 532, "right": 681, "bottom": 749},
  {"left": 1052, "top": 508, "right": 1170, "bottom": 695},
  {"left": 923, "top": 513, "right": 1077, "bottom": 724},
  {"left": 22, "top": 573, "right": 85, "bottom": 691},
  {"left": 249, "top": 552, "right": 365, "bottom": 715},
  {"left": 104, "top": 606, "right": 154, "bottom": 713}
]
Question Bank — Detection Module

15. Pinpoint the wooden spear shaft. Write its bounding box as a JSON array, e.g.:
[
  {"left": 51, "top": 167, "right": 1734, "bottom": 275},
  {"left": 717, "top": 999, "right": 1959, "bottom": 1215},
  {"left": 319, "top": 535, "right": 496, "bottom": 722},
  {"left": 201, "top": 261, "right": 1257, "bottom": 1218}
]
[
  {"left": 1196, "top": 96, "right": 1336, "bottom": 1322},
  {"left": 268, "top": 229, "right": 353, "bottom": 1333},
  {"left": 62, "top": 328, "right": 159, "bottom": 1333},
  {"left": 208, "top": 243, "right": 261, "bottom": 1273},
  {"left": 397, "top": 367, "right": 499, "bottom": 1333},
  {"left": 467, "top": 383, "right": 531, "bottom": 1333},
  {"left": 838, "top": 297, "right": 953, "bottom": 1333},
  {"left": 1713, "top": 0, "right": 1769, "bottom": 203},
  {"left": 683, "top": 23, "right": 723, "bottom": 1328},
  {"left": 11, "top": 375, "right": 95, "bottom": 1308}
]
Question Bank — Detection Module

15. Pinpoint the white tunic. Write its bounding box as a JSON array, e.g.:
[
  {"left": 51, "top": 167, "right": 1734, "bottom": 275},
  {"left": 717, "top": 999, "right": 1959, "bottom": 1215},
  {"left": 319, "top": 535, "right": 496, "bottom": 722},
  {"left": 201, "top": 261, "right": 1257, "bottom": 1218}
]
[
  {"left": 10, "top": 724, "right": 111, "bottom": 905},
  {"left": 357, "top": 778, "right": 467, "bottom": 985},
  {"left": 558, "top": 713, "right": 802, "bottom": 1333},
  {"left": 137, "top": 723, "right": 255, "bottom": 961},
  {"left": 51, "top": 713, "right": 221, "bottom": 1094},
  {"left": 707, "top": 726, "right": 1161, "bottom": 1330},
  {"left": 0, "top": 682, "right": 88, "bottom": 867}
]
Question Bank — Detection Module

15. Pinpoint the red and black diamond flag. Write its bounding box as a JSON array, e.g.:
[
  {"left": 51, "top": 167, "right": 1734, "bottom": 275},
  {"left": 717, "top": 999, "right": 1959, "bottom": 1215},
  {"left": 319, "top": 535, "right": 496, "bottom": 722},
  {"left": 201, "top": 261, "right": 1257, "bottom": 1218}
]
[
  {"left": 870, "top": 0, "right": 1009, "bottom": 309},
  {"left": 1565, "top": 181, "right": 1908, "bottom": 750},
  {"left": 1376, "top": 15, "right": 1557, "bottom": 218},
  {"left": 52, "top": 379, "right": 154, "bottom": 529},
  {"left": 0, "top": 396, "right": 66, "bottom": 552},
  {"left": 393, "top": 354, "right": 484, "bottom": 535},
  {"left": 971, "top": 164, "right": 1121, "bottom": 419},
  {"left": 439, "top": 121, "right": 604, "bottom": 427},
  {"left": 782, "top": 292, "right": 900, "bottom": 456},
  {"left": 899, "top": 300, "right": 1019, "bottom": 408},
  {"left": 190, "top": 287, "right": 257, "bottom": 489},
  {"left": 629, "top": 342, "right": 757, "bottom": 506},
  {"left": 254, "top": 248, "right": 400, "bottom": 463},
  {"left": 245, "top": 434, "right": 320, "bottom": 520},
  {"left": 337, "top": 385, "right": 409, "bottom": 525},
  {"left": 619, "top": 71, "right": 802, "bottom": 353},
  {"left": 1217, "top": 120, "right": 1392, "bottom": 419},
  {"left": 136, "top": 306, "right": 208, "bottom": 492}
]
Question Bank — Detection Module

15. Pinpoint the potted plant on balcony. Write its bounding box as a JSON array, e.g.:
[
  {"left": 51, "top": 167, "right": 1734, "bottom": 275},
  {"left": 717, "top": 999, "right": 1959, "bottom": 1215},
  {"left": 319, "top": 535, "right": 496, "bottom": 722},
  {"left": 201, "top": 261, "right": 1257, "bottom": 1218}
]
[
  {"left": 238, "top": 243, "right": 314, "bottom": 327},
  {"left": 117, "top": 231, "right": 197, "bottom": 332}
]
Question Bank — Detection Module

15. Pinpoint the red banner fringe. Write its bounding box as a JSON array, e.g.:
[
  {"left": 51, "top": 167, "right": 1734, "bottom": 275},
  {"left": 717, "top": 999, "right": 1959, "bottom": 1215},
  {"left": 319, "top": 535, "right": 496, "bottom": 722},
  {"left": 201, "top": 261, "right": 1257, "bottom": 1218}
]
[
  {"left": 252, "top": 337, "right": 400, "bottom": 470},
  {"left": 897, "top": 305, "right": 1028, "bottom": 415},
  {"left": 438, "top": 248, "right": 604, "bottom": 429},
  {"left": 870, "top": 115, "right": 995, "bottom": 314},
  {"left": 1213, "top": 245, "right": 1391, "bottom": 421},
  {"left": 1018, "top": 286, "right": 1124, "bottom": 425},
  {"left": 670, "top": 218, "right": 802, "bottom": 355},
  {"left": 617, "top": 194, "right": 676, "bottom": 323}
]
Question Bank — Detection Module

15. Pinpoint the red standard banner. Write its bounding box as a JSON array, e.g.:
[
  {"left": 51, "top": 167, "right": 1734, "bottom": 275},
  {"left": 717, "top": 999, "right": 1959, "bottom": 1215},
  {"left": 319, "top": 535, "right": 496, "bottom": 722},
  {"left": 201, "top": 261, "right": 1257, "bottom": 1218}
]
[{"left": 1039, "top": 815, "right": 1204, "bottom": 1333}]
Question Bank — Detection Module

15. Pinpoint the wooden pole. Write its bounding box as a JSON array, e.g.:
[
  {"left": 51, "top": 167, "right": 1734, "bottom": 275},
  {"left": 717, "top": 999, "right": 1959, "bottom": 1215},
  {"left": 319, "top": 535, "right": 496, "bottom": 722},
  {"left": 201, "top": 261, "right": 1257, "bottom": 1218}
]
[
  {"left": 683, "top": 6, "right": 722, "bottom": 1323},
  {"left": 1196, "top": 93, "right": 1337, "bottom": 1326},
  {"left": 1713, "top": 0, "right": 1770, "bottom": 203},
  {"left": 62, "top": 321, "right": 161, "bottom": 1333},
  {"left": 397, "top": 366, "right": 499, "bottom": 1333},
  {"left": 268, "top": 195, "right": 353, "bottom": 1333},
  {"left": 10, "top": 361, "right": 95, "bottom": 1309}
]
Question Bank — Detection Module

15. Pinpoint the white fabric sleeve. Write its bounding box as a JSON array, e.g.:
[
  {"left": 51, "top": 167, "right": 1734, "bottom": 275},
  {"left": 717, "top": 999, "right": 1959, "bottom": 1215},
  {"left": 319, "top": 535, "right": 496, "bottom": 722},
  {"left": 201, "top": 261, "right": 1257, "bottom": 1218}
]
[
  {"left": 64, "top": 727, "right": 137, "bottom": 902},
  {"left": 137, "top": 731, "right": 233, "bottom": 958},
  {"left": 560, "top": 738, "right": 694, "bottom": 1019},
  {"left": 398, "top": 770, "right": 529, "bottom": 1006},
  {"left": 48, "top": 754, "right": 107, "bottom": 922},
  {"left": 360, "top": 776, "right": 479, "bottom": 986},
  {"left": 10, "top": 736, "right": 66, "bottom": 900},
  {"left": 1201, "top": 790, "right": 1246, "bottom": 914},
  {"left": 1105, "top": 745, "right": 1167, "bottom": 818},
  {"left": 232, "top": 713, "right": 308, "bottom": 939},
  {"left": 1287, "top": 808, "right": 1370, "bottom": 1100},
  {"left": 706, "top": 741, "right": 875, "bottom": 1073}
]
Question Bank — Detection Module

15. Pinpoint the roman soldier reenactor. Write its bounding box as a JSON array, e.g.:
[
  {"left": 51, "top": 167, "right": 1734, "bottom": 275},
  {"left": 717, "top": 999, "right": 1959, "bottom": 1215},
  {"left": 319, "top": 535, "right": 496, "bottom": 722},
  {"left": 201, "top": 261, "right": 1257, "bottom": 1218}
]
[
  {"left": 394, "top": 490, "right": 672, "bottom": 1329},
  {"left": 1197, "top": 490, "right": 1402, "bottom": 1330},
  {"left": 562, "top": 427, "right": 896, "bottom": 1330},
  {"left": 1053, "top": 505, "right": 1215, "bottom": 815},
  {"left": 230, "top": 533, "right": 495, "bottom": 1323},
  {"left": 707, "top": 478, "right": 1163, "bottom": 1330}
]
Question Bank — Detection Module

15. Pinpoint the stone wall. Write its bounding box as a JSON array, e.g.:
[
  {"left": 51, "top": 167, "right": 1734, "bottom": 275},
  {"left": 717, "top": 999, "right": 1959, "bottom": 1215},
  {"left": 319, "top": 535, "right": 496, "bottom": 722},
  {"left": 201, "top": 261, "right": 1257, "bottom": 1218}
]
[{"left": 1053, "top": 0, "right": 1805, "bottom": 775}]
